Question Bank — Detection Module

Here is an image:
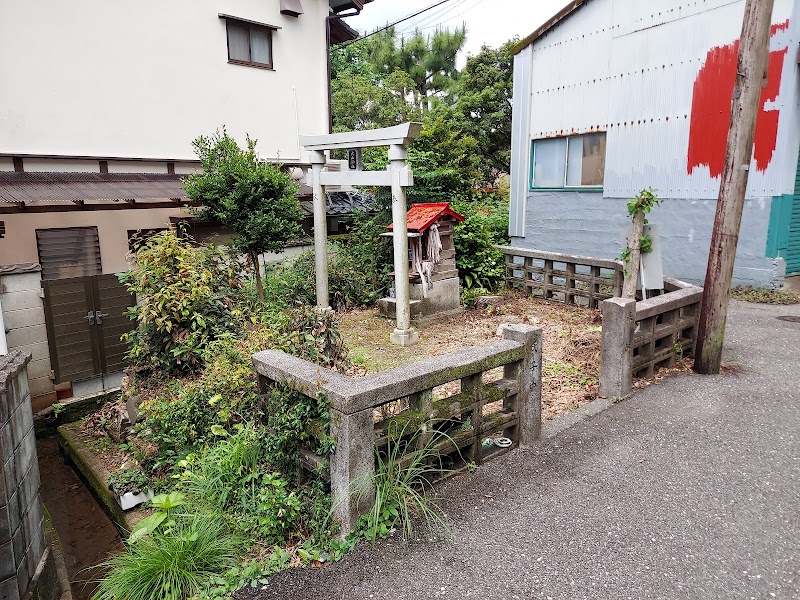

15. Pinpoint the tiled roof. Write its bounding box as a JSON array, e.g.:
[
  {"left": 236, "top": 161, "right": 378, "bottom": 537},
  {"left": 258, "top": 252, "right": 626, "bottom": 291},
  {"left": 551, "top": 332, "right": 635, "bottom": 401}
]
[
  {"left": 388, "top": 202, "right": 464, "bottom": 233},
  {"left": 299, "top": 190, "right": 377, "bottom": 217}
]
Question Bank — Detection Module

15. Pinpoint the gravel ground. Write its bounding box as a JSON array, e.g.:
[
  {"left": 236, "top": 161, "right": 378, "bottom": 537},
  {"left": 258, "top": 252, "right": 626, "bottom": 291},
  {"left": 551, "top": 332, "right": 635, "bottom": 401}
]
[{"left": 240, "top": 300, "right": 800, "bottom": 600}]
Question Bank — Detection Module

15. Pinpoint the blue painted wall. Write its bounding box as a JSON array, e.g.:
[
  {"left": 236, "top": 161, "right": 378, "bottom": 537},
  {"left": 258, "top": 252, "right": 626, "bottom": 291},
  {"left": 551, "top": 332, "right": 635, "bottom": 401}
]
[{"left": 511, "top": 191, "right": 786, "bottom": 287}]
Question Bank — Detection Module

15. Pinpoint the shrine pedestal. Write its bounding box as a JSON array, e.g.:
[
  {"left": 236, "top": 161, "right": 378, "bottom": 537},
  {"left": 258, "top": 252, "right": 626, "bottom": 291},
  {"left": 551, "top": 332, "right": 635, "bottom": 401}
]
[{"left": 379, "top": 274, "right": 462, "bottom": 323}]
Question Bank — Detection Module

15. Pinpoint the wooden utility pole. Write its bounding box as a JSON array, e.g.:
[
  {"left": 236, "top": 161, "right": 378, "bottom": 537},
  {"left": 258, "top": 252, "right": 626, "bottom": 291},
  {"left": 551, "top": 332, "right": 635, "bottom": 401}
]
[{"left": 694, "top": 0, "right": 775, "bottom": 374}]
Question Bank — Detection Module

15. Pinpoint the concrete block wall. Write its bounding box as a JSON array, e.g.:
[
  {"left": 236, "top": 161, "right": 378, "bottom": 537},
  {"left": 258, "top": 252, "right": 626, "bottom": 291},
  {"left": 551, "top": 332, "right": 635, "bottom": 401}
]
[
  {"left": 0, "top": 351, "right": 49, "bottom": 600},
  {"left": 0, "top": 269, "right": 54, "bottom": 400}
]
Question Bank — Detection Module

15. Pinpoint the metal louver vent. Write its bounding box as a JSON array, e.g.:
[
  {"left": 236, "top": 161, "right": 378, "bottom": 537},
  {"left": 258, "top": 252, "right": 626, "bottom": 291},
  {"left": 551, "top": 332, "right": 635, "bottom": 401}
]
[{"left": 36, "top": 226, "right": 102, "bottom": 281}]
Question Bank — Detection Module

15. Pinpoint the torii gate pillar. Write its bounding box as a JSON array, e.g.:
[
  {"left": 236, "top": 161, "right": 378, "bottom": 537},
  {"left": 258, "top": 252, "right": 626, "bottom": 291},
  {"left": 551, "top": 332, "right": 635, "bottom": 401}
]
[
  {"left": 387, "top": 144, "right": 418, "bottom": 346},
  {"left": 309, "top": 150, "right": 330, "bottom": 312}
]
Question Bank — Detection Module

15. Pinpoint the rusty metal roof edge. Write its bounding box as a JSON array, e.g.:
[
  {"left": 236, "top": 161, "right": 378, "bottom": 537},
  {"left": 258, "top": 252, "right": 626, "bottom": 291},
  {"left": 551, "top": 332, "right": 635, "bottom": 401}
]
[
  {"left": 0, "top": 172, "right": 188, "bottom": 184},
  {"left": 512, "top": 0, "right": 590, "bottom": 55}
]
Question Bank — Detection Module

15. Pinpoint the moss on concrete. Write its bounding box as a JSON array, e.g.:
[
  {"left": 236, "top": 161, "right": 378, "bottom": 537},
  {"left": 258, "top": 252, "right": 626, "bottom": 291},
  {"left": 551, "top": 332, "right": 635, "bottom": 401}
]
[{"left": 56, "top": 422, "right": 149, "bottom": 534}]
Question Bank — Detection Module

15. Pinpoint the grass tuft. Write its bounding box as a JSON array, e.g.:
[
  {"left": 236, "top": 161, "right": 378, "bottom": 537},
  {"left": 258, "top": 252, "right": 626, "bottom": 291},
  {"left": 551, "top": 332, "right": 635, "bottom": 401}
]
[
  {"left": 354, "top": 422, "right": 451, "bottom": 544},
  {"left": 91, "top": 513, "right": 238, "bottom": 600},
  {"left": 731, "top": 286, "right": 800, "bottom": 305}
]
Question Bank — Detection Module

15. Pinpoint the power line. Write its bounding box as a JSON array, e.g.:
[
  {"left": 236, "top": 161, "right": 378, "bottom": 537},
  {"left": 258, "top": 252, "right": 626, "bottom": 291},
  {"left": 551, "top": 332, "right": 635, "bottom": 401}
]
[
  {"left": 334, "top": 0, "right": 454, "bottom": 49},
  {"left": 401, "top": 0, "right": 472, "bottom": 33},
  {"left": 416, "top": 0, "right": 489, "bottom": 33},
  {"left": 398, "top": 0, "right": 470, "bottom": 33}
]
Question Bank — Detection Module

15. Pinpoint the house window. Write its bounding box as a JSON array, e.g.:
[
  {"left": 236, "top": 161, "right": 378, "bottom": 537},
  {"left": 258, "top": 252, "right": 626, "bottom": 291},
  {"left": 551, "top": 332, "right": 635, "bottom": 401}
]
[
  {"left": 127, "top": 228, "right": 167, "bottom": 253},
  {"left": 221, "top": 15, "right": 277, "bottom": 70},
  {"left": 531, "top": 132, "right": 606, "bottom": 189}
]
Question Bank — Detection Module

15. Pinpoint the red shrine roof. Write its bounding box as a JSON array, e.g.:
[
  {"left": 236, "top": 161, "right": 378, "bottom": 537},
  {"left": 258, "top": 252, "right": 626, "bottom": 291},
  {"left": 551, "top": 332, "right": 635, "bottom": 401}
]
[{"left": 388, "top": 202, "right": 465, "bottom": 233}]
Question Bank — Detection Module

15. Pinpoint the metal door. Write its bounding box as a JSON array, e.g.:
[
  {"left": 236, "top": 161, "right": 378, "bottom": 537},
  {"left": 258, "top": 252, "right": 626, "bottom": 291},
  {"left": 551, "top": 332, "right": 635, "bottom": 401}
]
[{"left": 43, "top": 275, "right": 135, "bottom": 384}]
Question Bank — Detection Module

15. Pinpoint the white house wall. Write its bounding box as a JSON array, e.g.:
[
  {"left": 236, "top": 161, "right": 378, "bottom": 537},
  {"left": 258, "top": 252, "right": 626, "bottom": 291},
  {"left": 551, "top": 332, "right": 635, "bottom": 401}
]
[
  {"left": 0, "top": 0, "right": 331, "bottom": 162},
  {"left": 528, "top": 0, "right": 614, "bottom": 138}
]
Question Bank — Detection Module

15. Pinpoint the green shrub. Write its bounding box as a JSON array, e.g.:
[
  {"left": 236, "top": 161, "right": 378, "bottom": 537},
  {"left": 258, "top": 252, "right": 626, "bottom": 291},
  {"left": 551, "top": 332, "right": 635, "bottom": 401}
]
[
  {"left": 177, "top": 425, "right": 302, "bottom": 544},
  {"left": 120, "top": 229, "right": 241, "bottom": 373},
  {"left": 451, "top": 196, "right": 509, "bottom": 290},
  {"left": 133, "top": 335, "right": 264, "bottom": 469},
  {"left": 263, "top": 242, "right": 385, "bottom": 310},
  {"left": 132, "top": 307, "right": 345, "bottom": 475},
  {"left": 279, "top": 307, "right": 350, "bottom": 370},
  {"left": 92, "top": 513, "right": 238, "bottom": 600}
]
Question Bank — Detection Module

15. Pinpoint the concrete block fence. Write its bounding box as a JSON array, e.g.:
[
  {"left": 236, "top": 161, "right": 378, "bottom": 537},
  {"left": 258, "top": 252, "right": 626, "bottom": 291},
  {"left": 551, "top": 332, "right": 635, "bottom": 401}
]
[
  {"left": 498, "top": 246, "right": 624, "bottom": 308},
  {"left": 600, "top": 278, "right": 703, "bottom": 398},
  {"left": 499, "top": 246, "right": 703, "bottom": 399},
  {"left": 0, "top": 267, "right": 54, "bottom": 400},
  {"left": 0, "top": 351, "right": 60, "bottom": 600},
  {"left": 253, "top": 324, "right": 543, "bottom": 535}
]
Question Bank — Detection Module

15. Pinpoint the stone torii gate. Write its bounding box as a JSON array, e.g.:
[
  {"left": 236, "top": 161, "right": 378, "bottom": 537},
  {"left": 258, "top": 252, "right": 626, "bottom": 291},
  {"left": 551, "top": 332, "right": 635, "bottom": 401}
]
[{"left": 299, "top": 123, "right": 422, "bottom": 346}]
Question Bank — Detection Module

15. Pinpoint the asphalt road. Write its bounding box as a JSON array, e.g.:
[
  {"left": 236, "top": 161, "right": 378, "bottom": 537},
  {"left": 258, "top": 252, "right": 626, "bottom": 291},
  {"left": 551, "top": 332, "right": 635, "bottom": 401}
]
[{"left": 245, "top": 300, "right": 800, "bottom": 600}]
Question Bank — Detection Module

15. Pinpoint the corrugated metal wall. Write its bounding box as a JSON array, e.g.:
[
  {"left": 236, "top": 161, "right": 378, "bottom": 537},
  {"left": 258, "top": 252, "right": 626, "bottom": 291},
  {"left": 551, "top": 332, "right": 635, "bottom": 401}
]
[
  {"left": 529, "top": 0, "right": 614, "bottom": 138},
  {"left": 526, "top": 0, "right": 800, "bottom": 200}
]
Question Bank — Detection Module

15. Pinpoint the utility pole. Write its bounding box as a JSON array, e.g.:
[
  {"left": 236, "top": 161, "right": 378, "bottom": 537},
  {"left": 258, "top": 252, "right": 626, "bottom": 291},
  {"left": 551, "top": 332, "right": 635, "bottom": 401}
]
[{"left": 694, "top": 0, "right": 774, "bottom": 374}]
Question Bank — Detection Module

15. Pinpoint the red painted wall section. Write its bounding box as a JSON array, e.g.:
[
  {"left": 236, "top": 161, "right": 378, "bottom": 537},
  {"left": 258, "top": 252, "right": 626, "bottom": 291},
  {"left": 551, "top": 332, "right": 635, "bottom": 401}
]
[{"left": 687, "top": 20, "right": 789, "bottom": 177}]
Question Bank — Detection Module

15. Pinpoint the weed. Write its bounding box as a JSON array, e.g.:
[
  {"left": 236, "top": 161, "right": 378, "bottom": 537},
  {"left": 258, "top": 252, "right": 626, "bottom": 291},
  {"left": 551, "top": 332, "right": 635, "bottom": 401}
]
[
  {"left": 730, "top": 286, "right": 800, "bottom": 305},
  {"left": 353, "top": 422, "right": 451, "bottom": 544},
  {"left": 91, "top": 513, "right": 239, "bottom": 600},
  {"left": 107, "top": 468, "right": 150, "bottom": 496}
]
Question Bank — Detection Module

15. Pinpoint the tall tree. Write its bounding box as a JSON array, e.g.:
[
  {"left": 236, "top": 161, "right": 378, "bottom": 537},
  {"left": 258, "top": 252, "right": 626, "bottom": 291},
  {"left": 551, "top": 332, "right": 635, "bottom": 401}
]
[
  {"left": 183, "top": 130, "right": 302, "bottom": 300},
  {"left": 407, "top": 106, "right": 480, "bottom": 204},
  {"left": 456, "top": 39, "right": 515, "bottom": 183},
  {"left": 368, "top": 26, "right": 467, "bottom": 111},
  {"left": 332, "top": 69, "right": 419, "bottom": 131}
]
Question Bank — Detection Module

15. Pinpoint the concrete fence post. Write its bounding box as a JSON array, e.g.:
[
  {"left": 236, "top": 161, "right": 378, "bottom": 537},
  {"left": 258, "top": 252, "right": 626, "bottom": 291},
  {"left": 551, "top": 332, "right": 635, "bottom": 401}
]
[
  {"left": 501, "top": 324, "right": 543, "bottom": 446},
  {"left": 600, "top": 297, "right": 636, "bottom": 399},
  {"left": 329, "top": 408, "right": 375, "bottom": 537}
]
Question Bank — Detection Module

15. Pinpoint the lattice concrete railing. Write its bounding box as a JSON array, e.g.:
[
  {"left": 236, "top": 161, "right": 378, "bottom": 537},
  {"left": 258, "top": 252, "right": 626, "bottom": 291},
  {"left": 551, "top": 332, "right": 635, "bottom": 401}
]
[
  {"left": 498, "top": 246, "right": 624, "bottom": 308},
  {"left": 600, "top": 278, "right": 703, "bottom": 397},
  {"left": 252, "top": 324, "right": 543, "bottom": 535}
]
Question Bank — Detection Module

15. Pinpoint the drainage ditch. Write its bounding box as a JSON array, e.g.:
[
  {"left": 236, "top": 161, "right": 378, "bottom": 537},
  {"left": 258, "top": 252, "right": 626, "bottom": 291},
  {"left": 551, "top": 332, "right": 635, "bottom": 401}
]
[{"left": 36, "top": 437, "right": 123, "bottom": 600}]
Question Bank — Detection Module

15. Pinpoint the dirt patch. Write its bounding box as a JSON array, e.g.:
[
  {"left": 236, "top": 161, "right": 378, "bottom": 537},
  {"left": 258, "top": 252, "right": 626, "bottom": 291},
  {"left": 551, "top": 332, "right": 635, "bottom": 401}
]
[{"left": 339, "top": 292, "right": 602, "bottom": 420}]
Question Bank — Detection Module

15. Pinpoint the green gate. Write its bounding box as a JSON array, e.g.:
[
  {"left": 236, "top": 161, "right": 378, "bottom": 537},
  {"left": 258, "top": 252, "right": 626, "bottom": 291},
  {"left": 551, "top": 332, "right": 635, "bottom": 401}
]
[{"left": 788, "top": 151, "right": 800, "bottom": 276}]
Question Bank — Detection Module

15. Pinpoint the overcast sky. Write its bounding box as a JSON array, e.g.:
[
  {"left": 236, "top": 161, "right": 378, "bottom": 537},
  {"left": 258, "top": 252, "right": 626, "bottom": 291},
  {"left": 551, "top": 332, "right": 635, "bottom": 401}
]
[{"left": 344, "top": 0, "right": 565, "bottom": 65}]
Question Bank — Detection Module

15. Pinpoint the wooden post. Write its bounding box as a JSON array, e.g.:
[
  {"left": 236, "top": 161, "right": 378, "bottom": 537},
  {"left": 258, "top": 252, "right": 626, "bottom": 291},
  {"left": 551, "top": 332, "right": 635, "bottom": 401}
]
[
  {"left": 622, "top": 211, "right": 645, "bottom": 298},
  {"left": 695, "top": 0, "right": 775, "bottom": 374}
]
